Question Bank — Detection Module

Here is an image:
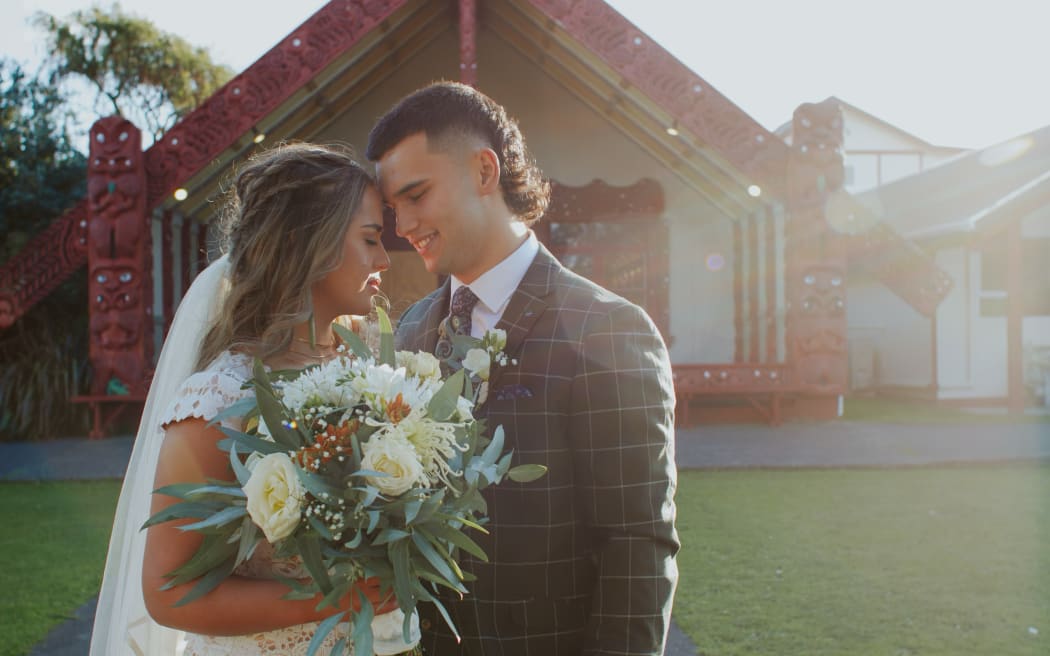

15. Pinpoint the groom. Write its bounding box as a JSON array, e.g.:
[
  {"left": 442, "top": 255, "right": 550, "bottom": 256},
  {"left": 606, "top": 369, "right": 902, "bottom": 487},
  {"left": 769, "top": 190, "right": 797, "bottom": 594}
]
[{"left": 367, "top": 82, "right": 679, "bottom": 656}]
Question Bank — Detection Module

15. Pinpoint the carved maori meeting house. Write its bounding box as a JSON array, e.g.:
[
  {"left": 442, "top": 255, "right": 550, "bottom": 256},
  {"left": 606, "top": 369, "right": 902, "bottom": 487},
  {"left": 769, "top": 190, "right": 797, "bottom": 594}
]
[{"left": 0, "top": 0, "right": 951, "bottom": 434}]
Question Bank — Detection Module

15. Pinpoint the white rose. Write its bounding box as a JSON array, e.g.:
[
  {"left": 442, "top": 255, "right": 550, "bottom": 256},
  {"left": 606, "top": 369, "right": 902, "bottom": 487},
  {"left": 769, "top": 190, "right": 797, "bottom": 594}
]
[
  {"left": 397, "top": 351, "right": 442, "bottom": 381},
  {"left": 243, "top": 453, "right": 304, "bottom": 543},
  {"left": 371, "top": 609, "right": 421, "bottom": 656},
  {"left": 462, "top": 348, "right": 491, "bottom": 380},
  {"left": 361, "top": 434, "right": 425, "bottom": 496}
]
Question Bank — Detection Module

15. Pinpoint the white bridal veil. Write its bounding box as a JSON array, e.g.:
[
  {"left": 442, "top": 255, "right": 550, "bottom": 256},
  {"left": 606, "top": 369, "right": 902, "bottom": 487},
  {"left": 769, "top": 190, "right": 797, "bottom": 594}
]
[{"left": 89, "top": 255, "right": 231, "bottom": 656}]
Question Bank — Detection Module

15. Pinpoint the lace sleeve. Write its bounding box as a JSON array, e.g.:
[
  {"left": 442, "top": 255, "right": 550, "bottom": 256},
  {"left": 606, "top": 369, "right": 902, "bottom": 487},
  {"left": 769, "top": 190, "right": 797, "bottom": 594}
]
[{"left": 160, "top": 361, "right": 254, "bottom": 431}]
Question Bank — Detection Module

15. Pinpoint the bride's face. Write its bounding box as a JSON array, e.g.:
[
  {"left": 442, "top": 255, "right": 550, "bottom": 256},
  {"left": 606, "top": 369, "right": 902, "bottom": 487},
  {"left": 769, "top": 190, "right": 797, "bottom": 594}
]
[{"left": 312, "top": 186, "right": 391, "bottom": 317}]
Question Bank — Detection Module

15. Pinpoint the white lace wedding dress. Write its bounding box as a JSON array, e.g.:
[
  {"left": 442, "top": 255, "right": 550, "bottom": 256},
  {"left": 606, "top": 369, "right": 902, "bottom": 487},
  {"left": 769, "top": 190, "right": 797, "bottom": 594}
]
[
  {"left": 163, "top": 350, "right": 350, "bottom": 656},
  {"left": 90, "top": 257, "right": 417, "bottom": 655}
]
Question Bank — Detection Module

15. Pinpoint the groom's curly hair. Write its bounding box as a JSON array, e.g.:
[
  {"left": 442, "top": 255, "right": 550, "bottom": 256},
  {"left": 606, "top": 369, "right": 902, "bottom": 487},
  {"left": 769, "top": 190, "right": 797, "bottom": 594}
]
[
  {"left": 196, "top": 143, "right": 373, "bottom": 370},
  {"left": 366, "top": 81, "right": 550, "bottom": 225}
]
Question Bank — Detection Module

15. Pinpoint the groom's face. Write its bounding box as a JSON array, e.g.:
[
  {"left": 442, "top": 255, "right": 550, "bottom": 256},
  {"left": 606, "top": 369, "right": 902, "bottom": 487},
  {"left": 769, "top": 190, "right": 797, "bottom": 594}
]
[{"left": 376, "top": 132, "right": 490, "bottom": 280}]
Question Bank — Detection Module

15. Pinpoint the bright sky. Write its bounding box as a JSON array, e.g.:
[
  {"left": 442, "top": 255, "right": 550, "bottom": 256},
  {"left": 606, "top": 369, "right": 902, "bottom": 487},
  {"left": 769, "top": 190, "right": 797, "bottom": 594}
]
[{"left": 2, "top": 0, "right": 1049, "bottom": 150}]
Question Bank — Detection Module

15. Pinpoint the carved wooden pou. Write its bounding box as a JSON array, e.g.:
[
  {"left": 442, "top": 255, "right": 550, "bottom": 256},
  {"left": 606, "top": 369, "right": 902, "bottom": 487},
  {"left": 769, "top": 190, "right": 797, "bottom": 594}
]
[
  {"left": 785, "top": 99, "right": 849, "bottom": 393},
  {"left": 87, "top": 117, "right": 152, "bottom": 396}
]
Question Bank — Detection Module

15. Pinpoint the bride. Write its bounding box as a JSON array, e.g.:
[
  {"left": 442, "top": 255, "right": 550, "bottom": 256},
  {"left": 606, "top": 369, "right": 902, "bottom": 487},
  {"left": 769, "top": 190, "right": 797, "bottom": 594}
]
[{"left": 90, "top": 143, "right": 418, "bottom": 655}]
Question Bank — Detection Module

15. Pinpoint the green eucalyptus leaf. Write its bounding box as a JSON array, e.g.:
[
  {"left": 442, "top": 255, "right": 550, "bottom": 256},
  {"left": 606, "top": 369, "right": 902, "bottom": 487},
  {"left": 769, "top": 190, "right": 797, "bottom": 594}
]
[
  {"left": 142, "top": 501, "right": 224, "bottom": 528},
  {"left": 252, "top": 358, "right": 302, "bottom": 449},
  {"left": 351, "top": 590, "right": 375, "bottom": 656},
  {"left": 480, "top": 425, "right": 505, "bottom": 467},
  {"left": 217, "top": 425, "right": 285, "bottom": 455},
  {"left": 235, "top": 516, "right": 259, "bottom": 566},
  {"left": 305, "top": 610, "right": 346, "bottom": 656},
  {"left": 177, "top": 505, "right": 246, "bottom": 532},
  {"left": 422, "top": 523, "right": 489, "bottom": 562},
  {"left": 373, "top": 528, "right": 411, "bottom": 545},
  {"left": 376, "top": 306, "right": 395, "bottom": 366},
  {"left": 427, "top": 369, "right": 465, "bottom": 421},
  {"left": 507, "top": 463, "right": 548, "bottom": 483},
  {"left": 206, "top": 396, "right": 258, "bottom": 429},
  {"left": 296, "top": 534, "right": 332, "bottom": 593},
  {"left": 172, "top": 555, "right": 238, "bottom": 607},
  {"left": 229, "top": 443, "right": 253, "bottom": 487},
  {"left": 333, "top": 323, "right": 373, "bottom": 361},
  {"left": 306, "top": 514, "right": 335, "bottom": 541},
  {"left": 389, "top": 539, "right": 415, "bottom": 613},
  {"left": 412, "top": 582, "right": 460, "bottom": 642},
  {"left": 163, "top": 534, "right": 238, "bottom": 587},
  {"left": 411, "top": 532, "right": 465, "bottom": 592}
]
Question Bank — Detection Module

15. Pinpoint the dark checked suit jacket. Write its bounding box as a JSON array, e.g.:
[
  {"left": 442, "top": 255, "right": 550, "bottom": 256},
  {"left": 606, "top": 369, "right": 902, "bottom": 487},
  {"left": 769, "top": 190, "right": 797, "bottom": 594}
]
[{"left": 395, "top": 244, "right": 679, "bottom": 656}]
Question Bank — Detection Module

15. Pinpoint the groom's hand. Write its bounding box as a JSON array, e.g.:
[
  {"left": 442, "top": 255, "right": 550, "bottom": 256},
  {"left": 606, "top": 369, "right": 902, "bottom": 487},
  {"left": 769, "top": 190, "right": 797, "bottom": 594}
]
[{"left": 348, "top": 577, "right": 400, "bottom": 615}]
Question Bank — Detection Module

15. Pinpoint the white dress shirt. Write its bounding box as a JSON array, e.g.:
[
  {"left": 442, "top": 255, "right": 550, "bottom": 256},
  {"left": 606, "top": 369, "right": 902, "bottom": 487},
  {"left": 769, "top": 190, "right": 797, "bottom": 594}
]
[{"left": 449, "top": 231, "right": 540, "bottom": 338}]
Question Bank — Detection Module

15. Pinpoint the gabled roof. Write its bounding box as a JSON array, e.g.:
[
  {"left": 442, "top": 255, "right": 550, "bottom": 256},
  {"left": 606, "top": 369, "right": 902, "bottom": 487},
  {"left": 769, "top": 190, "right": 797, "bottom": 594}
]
[
  {"left": 776, "top": 96, "right": 966, "bottom": 156},
  {"left": 1, "top": 0, "right": 794, "bottom": 327},
  {"left": 155, "top": 0, "right": 791, "bottom": 219},
  {"left": 858, "top": 123, "right": 1050, "bottom": 239}
]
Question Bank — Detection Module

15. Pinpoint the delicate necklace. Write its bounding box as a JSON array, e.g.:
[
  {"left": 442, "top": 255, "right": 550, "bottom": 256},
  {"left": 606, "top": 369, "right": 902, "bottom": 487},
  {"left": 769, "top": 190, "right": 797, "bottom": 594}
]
[
  {"left": 295, "top": 336, "right": 336, "bottom": 349},
  {"left": 287, "top": 349, "right": 337, "bottom": 363},
  {"left": 287, "top": 343, "right": 338, "bottom": 362}
]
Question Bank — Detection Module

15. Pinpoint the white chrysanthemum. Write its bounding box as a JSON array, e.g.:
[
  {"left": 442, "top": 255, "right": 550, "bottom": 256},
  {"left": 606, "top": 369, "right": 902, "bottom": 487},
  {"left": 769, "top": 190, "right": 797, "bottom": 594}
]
[
  {"left": 361, "top": 432, "right": 425, "bottom": 496},
  {"left": 280, "top": 356, "right": 360, "bottom": 412},
  {"left": 352, "top": 362, "right": 443, "bottom": 419},
  {"left": 378, "top": 409, "right": 465, "bottom": 487}
]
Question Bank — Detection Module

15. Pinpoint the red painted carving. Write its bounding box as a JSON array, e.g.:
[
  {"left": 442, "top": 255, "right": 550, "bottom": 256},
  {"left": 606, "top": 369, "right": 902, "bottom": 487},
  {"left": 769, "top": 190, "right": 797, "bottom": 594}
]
[
  {"left": 788, "top": 99, "right": 845, "bottom": 206},
  {"left": 459, "top": 0, "right": 478, "bottom": 86},
  {"left": 785, "top": 99, "right": 849, "bottom": 393},
  {"left": 528, "top": 0, "right": 790, "bottom": 190},
  {"left": 87, "top": 117, "right": 151, "bottom": 396},
  {"left": 143, "top": 0, "right": 406, "bottom": 210},
  {"left": 846, "top": 224, "right": 953, "bottom": 317},
  {"left": 545, "top": 178, "right": 664, "bottom": 223},
  {"left": 788, "top": 257, "right": 849, "bottom": 392},
  {"left": 540, "top": 178, "right": 669, "bottom": 336},
  {"left": 0, "top": 202, "right": 88, "bottom": 328},
  {"left": 1, "top": 1, "right": 408, "bottom": 327}
]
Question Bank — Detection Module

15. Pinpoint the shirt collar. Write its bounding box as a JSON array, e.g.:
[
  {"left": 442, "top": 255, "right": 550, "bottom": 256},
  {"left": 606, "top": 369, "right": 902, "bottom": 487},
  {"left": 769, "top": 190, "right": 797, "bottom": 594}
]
[{"left": 450, "top": 231, "right": 539, "bottom": 313}]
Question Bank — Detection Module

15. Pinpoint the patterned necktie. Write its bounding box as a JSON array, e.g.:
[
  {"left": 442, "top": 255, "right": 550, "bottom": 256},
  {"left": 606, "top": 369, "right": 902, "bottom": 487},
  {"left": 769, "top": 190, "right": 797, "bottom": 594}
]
[{"left": 435, "top": 286, "right": 479, "bottom": 360}]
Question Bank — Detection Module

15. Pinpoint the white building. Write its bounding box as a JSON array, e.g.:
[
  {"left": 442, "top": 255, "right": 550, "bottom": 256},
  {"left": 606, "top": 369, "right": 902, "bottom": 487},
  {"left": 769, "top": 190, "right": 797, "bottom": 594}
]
[
  {"left": 849, "top": 125, "right": 1050, "bottom": 409},
  {"left": 776, "top": 97, "right": 967, "bottom": 193}
]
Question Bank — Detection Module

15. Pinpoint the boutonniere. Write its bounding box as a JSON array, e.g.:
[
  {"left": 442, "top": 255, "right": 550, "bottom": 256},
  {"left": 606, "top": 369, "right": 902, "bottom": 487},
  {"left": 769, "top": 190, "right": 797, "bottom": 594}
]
[{"left": 440, "top": 327, "right": 515, "bottom": 406}]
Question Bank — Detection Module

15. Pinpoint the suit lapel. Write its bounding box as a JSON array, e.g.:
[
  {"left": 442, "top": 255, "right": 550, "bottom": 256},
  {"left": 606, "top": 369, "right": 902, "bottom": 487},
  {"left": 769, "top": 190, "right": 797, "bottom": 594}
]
[
  {"left": 490, "top": 245, "right": 558, "bottom": 388},
  {"left": 398, "top": 279, "right": 450, "bottom": 354}
]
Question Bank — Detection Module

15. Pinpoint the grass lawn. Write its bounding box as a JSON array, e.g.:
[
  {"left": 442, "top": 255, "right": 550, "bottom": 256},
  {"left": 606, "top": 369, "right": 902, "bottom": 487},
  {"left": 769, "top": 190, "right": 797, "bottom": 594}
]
[
  {"left": 842, "top": 397, "right": 1050, "bottom": 423},
  {"left": 0, "top": 481, "right": 120, "bottom": 656},
  {"left": 4, "top": 470, "right": 1048, "bottom": 656},
  {"left": 674, "top": 465, "right": 1050, "bottom": 655}
]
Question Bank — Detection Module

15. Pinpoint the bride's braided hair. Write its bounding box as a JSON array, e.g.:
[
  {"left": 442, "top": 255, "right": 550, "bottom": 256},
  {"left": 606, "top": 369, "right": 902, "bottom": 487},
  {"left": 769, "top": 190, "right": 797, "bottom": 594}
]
[{"left": 196, "top": 143, "right": 372, "bottom": 370}]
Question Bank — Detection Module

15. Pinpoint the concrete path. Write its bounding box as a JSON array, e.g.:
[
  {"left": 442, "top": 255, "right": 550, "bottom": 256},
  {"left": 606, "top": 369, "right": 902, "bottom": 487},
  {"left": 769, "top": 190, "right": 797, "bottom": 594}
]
[{"left": 7, "top": 419, "right": 1048, "bottom": 655}]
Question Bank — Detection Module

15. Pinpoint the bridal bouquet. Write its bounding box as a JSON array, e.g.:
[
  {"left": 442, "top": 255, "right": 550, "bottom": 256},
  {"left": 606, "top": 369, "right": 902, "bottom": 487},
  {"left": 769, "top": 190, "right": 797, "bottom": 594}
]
[{"left": 144, "top": 309, "right": 544, "bottom": 656}]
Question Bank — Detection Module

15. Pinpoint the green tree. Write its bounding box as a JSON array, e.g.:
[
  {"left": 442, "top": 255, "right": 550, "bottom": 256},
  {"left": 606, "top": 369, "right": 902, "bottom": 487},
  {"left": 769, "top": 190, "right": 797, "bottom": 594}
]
[
  {"left": 0, "top": 59, "right": 91, "bottom": 439},
  {"left": 0, "top": 59, "right": 85, "bottom": 260},
  {"left": 35, "top": 4, "right": 233, "bottom": 141}
]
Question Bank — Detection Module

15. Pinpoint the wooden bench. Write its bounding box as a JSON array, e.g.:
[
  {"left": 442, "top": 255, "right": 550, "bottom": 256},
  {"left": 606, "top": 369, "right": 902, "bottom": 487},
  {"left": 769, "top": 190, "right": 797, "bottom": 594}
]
[{"left": 672, "top": 364, "right": 792, "bottom": 427}]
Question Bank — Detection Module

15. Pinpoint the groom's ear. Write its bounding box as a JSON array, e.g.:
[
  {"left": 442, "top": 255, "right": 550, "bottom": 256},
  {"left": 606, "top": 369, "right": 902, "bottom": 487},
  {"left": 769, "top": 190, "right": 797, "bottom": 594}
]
[{"left": 475, "top": 147, "right": 501, "bottom": 195}]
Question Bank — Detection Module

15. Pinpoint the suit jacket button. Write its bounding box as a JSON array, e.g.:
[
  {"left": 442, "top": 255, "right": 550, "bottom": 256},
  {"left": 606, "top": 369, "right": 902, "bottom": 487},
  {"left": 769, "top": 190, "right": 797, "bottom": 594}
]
[{"left": 420, "top": 618, "right": 432, "bottom": 630}]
